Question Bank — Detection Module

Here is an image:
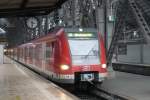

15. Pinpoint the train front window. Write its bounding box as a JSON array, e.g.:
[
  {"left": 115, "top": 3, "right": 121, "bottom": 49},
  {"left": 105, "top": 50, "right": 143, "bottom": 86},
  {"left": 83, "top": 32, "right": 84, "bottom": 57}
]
[{"left": 67, "top": 32, "right": 100, "bottom": 65}]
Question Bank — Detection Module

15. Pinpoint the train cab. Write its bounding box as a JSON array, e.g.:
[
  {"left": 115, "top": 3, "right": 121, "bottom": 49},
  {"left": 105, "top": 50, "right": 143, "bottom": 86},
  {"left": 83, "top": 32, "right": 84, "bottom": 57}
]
[{"left": 54, "top": 28, "right": 107, "bottom": 83}]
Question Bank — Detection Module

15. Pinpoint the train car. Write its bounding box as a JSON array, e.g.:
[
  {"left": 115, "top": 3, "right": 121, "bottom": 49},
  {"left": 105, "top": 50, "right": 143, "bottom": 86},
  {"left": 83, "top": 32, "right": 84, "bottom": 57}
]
[{"left": 8, "top": 27, "right": 107, "bottom": 84}]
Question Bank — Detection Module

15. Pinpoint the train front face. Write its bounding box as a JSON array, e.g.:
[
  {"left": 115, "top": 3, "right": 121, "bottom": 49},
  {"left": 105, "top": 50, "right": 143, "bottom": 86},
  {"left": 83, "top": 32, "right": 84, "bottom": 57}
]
[{"left": 57, "top": 28, "right": 107, "bottom": 84}]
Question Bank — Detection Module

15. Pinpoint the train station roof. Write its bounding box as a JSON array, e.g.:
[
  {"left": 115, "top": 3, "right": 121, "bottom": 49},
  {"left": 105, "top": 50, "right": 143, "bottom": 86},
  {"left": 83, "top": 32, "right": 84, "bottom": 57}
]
[{"left": 0, "top": 0, "right": 67, "bottom": 17}]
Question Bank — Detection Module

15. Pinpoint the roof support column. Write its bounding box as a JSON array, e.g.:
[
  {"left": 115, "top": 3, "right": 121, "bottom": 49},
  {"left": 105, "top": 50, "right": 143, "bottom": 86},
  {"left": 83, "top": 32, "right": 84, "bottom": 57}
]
[{"left": 96, "top": 0, "right": 108, "bottom": 50}]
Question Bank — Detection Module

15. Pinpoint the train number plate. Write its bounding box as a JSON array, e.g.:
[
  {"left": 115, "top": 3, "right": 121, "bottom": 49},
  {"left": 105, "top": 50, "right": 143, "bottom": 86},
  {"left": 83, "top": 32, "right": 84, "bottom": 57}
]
[{"left": 81, "top": 74, "right": 94, "bottom": 81}]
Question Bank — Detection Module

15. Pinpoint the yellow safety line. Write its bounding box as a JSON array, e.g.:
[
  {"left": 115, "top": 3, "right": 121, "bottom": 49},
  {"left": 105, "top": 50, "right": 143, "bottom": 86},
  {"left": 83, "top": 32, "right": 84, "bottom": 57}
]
[{"left": 15, "top": 96, "right": 21, "bottom": 100}]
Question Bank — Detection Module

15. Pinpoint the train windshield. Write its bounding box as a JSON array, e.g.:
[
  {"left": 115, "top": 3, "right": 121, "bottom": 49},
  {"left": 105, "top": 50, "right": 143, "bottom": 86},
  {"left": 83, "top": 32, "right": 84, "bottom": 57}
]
[{"left": 67, "top": 32, "right": 100, "bottom": 65}]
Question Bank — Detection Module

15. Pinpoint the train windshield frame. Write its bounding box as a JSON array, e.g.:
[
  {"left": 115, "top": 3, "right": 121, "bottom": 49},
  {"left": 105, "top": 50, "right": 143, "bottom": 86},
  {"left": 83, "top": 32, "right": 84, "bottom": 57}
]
[{"left": 65, "top": 28, "right": 101, "bottom": 65}]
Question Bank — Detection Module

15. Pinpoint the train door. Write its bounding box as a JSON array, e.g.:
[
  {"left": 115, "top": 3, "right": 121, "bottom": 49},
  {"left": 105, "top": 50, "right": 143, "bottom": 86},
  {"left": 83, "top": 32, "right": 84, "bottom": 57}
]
[
  {"left": 17, "top": 48, "right": 19, "bottom": 61},
  {"left": 20, "top": 48, "right": 23, "bottom": 62},
  {"left": 22, "top": 47, "right": 25, "bottom": 63},
  {"left": 26, "top": 47, "right": 30, "bottom": 64},
  {"left": 45, "top": 41, "right": 54, "bottom": 76},
  {"left": 32, "top": 45, "right": 36, "bottom": 67},
  {"left": 28, "top": 46, "right": 33, "bottom": 65},
  {"left": 41, "top": 42, "right": 46, "bottom": 73},
  {"left": 34, "top": 43, "right": 43, "bottom": 70},
  {"left": 24, "top": 47, "right": 28, "bottom": 64}
]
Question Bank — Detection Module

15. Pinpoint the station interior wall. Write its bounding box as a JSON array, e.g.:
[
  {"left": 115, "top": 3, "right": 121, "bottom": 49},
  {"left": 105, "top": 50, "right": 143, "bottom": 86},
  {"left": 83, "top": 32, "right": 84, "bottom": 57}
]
[{"left": 117, "top": 44, "right": 150, "bottom": 64}]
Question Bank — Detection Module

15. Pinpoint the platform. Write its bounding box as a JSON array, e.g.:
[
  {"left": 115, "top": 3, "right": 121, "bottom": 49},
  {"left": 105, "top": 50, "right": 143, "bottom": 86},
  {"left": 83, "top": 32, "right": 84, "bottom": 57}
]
[
  {"left": 112, "top": 62, "right": 150, "bottom": 76},
  {"left": 100, "top": 71, "right": 150, "bottom": 100},
  {"left": 0, "top": 57, "right": 78, "bottom": 100}
]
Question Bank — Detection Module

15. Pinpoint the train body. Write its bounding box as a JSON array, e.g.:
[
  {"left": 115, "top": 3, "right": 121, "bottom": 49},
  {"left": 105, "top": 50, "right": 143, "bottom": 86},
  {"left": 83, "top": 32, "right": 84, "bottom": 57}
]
[{"left": 7, "top": 28, "right": 107, "bottom": 84}]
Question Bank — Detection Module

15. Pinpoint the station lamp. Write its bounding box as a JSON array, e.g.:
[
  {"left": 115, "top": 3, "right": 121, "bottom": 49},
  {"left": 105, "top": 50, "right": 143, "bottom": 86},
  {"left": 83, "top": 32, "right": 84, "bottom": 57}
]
[{"left": 79, "top": 28, "right": 83, "bottom": 32}]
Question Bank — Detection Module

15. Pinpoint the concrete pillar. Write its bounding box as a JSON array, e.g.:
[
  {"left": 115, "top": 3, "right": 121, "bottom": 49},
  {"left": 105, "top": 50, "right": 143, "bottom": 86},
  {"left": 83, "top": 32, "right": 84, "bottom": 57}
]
[
  {"left": 0, "top": 45, "right": 4, "bottom": 64},
  {"left": 96, "top": 0, "right": 108, "bottom": 50},
  {"left": 96, "top": 7, "right": 105, "bottom": 37}
]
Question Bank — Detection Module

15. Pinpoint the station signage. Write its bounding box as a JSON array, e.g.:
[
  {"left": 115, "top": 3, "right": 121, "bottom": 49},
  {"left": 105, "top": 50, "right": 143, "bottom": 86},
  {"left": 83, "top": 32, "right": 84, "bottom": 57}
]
[{"left": 67, "top": 32, "right": 96, "bottom": 38}]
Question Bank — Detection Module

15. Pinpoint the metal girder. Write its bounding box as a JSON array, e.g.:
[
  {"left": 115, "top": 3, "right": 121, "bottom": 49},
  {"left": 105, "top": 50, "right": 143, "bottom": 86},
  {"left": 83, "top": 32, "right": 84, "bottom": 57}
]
[
  {"left": 61, "top": 0, "right": 98, "bottom": 28},
  {"left": 20, "top": 0, "right": 29, "bottom": 8},
  {"left": 0, "top": 0, "right": 68, "bottom": 17},
  {"left": 107, "top": 0, "right": 150, "bottom": 66},
  {"left": 128, "top": 0, "right": 150, "bottom": 43},
  {"left": 107, "top": 0, "right": 128, "bottom": 66},
  {"left": 5, "top": 0, "right": 101, "bottom": 47},
  {"left": 0, "top": 6, "right": 54, "bottom": 17}
]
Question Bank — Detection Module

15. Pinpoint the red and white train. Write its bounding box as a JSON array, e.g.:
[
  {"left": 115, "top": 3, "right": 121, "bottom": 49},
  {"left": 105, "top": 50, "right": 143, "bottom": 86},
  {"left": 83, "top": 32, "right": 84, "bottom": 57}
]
[{"left": 7, "top": 27, "right": 108, "bottom": 84}]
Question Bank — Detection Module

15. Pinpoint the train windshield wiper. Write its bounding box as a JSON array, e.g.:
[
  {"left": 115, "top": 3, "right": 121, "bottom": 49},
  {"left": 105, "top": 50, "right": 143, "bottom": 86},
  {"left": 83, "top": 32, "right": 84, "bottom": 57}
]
[{"left": 84, "top": 44, "right": 96, "bottom": 59}]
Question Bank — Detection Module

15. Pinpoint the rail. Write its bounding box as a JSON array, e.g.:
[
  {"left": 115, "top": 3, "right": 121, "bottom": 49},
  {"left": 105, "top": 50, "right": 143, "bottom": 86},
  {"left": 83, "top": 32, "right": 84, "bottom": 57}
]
[{"left": 87, "top": 81, "right": 135, "bottom": 100}]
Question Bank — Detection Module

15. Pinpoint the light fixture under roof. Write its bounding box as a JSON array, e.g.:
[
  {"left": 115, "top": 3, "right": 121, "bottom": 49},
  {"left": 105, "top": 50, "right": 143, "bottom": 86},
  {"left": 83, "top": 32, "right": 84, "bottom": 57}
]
[
  {"left": 79, "top": 28, "right": 83, "bottom": 32},
  {"left": 0, "top": 28, "right": 6, "bottom": 34}
]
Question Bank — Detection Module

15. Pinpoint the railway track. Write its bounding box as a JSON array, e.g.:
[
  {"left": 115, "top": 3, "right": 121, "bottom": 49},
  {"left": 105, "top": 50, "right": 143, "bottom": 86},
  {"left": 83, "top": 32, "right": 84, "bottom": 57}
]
[
  {"left": 60, "top": 82, "right": 105, "bottom": 100},
  {"left": 72, "top": 91, "right": 103, "bottom": 100},
  {"left": 87, "top": 81, "right": 129, "bottom": 100},
  {"left": 56, "top": 80, "right": 129, "bottom": 100}
]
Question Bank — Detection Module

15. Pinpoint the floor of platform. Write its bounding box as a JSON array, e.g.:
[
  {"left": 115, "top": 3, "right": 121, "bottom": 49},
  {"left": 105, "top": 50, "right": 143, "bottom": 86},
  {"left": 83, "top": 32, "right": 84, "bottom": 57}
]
[
  {"left": 101, "top": 71, "right": 150, "bottom": 100},
  {"left": 0, "top": 57, "right": 78, "bottom": 100}
]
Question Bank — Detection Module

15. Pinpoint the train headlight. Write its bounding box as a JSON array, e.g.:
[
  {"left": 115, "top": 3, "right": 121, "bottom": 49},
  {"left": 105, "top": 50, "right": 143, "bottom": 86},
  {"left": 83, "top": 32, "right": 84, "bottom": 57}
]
[
  {"left": 60, "top": 65, "right": 69, "bottom": 70},
  {"left": 102, "top": 64, "right": 107, "bottom": 68},
  {"left": 4, "top": 49, "right": 7, "bottom": 52}
]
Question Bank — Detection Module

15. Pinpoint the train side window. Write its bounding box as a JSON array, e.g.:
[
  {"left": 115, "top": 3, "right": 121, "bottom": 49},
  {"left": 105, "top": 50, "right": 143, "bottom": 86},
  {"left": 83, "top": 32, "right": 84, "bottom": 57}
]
[
  {"left": 46, "top": 42, "right": 54, "bottom": 59},
  {"left": 29, "top": 47, "right": 33, "bottom": 58},
  {"left": 36, "top": 44, "right": 42, "bottom": 59},
  {"left": 51, "top": 42, "right": 54, "bottom": 53},
  {"left": 46, "top": 43, "right": 51, "bottom": 59}
]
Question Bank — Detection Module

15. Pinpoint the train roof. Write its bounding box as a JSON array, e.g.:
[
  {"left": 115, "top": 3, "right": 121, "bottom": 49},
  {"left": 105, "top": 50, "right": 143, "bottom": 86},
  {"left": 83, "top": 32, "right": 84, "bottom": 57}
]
[
  {"left": 17, "top": 27, "right": 99, "bottom": 48},
  {"left": 18, "top": 27, "right": 63, "bottom": 47}
]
